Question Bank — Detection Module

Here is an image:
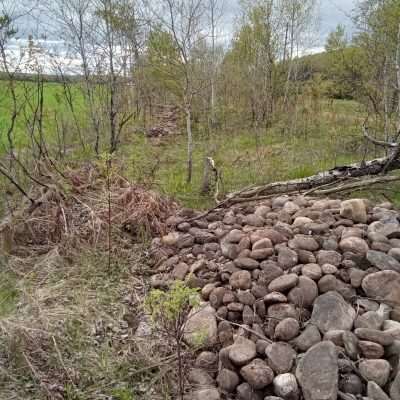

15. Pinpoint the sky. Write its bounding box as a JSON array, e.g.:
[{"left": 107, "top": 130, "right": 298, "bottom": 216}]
[{"left": 5, "top": 0, "right": 357, "bottom": 74}]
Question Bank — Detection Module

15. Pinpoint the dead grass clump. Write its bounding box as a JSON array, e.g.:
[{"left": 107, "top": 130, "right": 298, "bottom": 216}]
[{"left": 0, "top": 163, "right": 178, "bottom": 257}]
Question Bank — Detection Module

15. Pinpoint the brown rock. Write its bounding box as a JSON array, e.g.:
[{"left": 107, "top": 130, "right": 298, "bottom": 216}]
[
  {"left": 266, "top": 342, "right": 296, "bottom": 374},
  {"left": 359, "top": 359, "right": 391, "bottom": 387},
  {"left": 235, "top": 257, "right": 260, "bottom": 270},
  {"left": 230, "top": 270, "right": 252, "bottom": 290},
  {"left": 269, "top": 274, "right": 299, "bottom": 293},
  {"left": 240, "top": 359, "right": 274, "bottom": 389},
  {"left": 275, "top": 318, "right": 300, "bottom": 341},
  {"left": 217, "top": 368, "right": 240, "bottom": 392},
  {"left": 228, "top": 337, "right": 257, "bottom": 366},
  {"left": 302, "top": 264, "right": 322, "bottom": 281},
  {"left": 339, "top": 236, "right": 369, "bottom": 255},
  {"left": 358, "top": 341, "right": 384, "bottom": 359}
]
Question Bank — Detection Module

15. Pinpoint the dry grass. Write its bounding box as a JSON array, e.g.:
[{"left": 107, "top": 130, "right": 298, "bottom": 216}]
[
  {"left": 0, "top": 163, "right": 181, "bottom": 399},
  {"left": 0, "top": 246, "right": 178, "bottom": 399},
  {"left": 0, "top": 162, "right": 177, "bottom": 257}
]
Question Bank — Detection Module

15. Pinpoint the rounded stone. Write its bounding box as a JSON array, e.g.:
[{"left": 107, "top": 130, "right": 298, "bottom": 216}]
[
  {"left": 240, "top": 358, "right": 274, "bottom": 389},
  {"left": 339, "top": 236, "right": 369, "bottom": 255},
  {"left": 217, "top": 368, "right": 240, "bottom": 393},
  {"left": 228, "top": 337, "right": 257, "bottom": 366},
  {"left": 269, "top": 274, "right": 299, "bottom": 293},
  {"left": 273, "top": 373, "right": 299, "bottom": 400},
  {"left": 274, "top": 318, "right": 300, "bottom": 341},
  {"left": 302, "top": 264, "right": 322, "bottom": 281},
  {"left": 266, "top": 342, "right": 296, "bottom": 374},
  {"left": 230, "top": 270, "right": 252, "bottom": 290},
  {"left": 359, "top": 359, "right": 391, "bottom": 387}
]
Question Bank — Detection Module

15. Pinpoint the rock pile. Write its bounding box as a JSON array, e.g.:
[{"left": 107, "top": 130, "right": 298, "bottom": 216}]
[{"left": 150, "top": 196, "right": 400, "bottom": 400}]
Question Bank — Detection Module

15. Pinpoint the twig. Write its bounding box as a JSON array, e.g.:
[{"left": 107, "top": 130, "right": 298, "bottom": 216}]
[{"left": 216, "top": 316, "right": 272, "bottom": 343}]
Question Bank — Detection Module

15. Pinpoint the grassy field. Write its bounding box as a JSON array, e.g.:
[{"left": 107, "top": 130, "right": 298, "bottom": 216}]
[
  {"left": 122, "top": 98, "right": 399, "bottom": 208},
  {"left": 1, "top": 79, "right": 398, "bottom": 210}
]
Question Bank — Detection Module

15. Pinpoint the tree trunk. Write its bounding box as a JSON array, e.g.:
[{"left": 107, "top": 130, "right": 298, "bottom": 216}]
[
  {"left": 226, "top": 156, "right": 400, "bottom": 204},
  {"left": 186, "top": 104, "right": 193, "bottom": 183}
]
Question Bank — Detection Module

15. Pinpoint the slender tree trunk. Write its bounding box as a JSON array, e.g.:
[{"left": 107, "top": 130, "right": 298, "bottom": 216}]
[
  {"left": 186, "top": 103, "right": 193, "bottom": 183},
  {"left": 396, "top": 22, "right": 400, "bottom": 134}
]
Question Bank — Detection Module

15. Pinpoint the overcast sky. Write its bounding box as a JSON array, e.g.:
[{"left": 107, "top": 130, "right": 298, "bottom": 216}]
[{"left": 13, "top": 0, "right": 357, "bottom": 48}]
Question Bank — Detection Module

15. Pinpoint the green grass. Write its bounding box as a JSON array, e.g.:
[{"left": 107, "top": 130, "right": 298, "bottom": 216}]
[
  {"left": 121, "top": 98, "right": 384, "bottom": 208},
  {"left": 0, "top": 80, "right": 396, "bottom": 211}
]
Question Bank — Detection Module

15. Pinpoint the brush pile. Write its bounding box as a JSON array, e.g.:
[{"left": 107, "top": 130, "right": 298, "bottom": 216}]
[
  {"left": 0, "top": 163, "right": 177, "bottom": 257},
  {"left": 151, "top": 195, "right": 400, "bottom": 400}
]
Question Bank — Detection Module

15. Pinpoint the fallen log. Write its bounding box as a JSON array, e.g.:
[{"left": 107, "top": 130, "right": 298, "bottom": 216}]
[
  {"left": 224, "top": 156, "right": 400, "bottom": 205},
  {"left": 184, "top": 156, "right": 400, "bottom": 223}
]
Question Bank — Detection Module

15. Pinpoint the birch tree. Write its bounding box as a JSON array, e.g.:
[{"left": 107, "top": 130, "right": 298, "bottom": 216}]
[{"left": 146, "top": 0, "right": 206, "bottom": 183}]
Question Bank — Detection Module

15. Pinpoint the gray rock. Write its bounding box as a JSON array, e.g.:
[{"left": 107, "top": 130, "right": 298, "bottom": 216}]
[
  {"left": 253, "top": 238, "right": 273, "bottom": 250},
  {"left": 266, "top": 342, "right": 296, "bottom": 374},
  {"left": 389, "top": 248, "right": 400, "bottom": 262},
  {"left": 349, "top": 268, "right": 367, "bottom": 288},
  {"left": 369, "top": 220, "right": 400, "bottom": 239},
  {"left": 235, "top": 257, "right": 260, "bottom": 270},
  {"left": 354, "top": 328, "right": 394, "bottom": 346},
  {"left": 317, "top": 250, "right": 342, "bottom": 267},
  {"left": 191, "top": 388, "right": 221, "bottom": 400},
  {"left": 188, "top": 368, "right": 215, "bottom": 386},
  {"left": 340, "top": 199, "right": 368, "bottom": 223},
  {"left": 339, "top": 374, "right": 363, "bottom": 395},
  {"left": 292, "top": 324, "right": 321, "bottom": 352},
  {"left": 322, "top": 264, "right": 338, "bottom": 275},
  {"left": 296, "top": 341, "right": 338, "bottom": 400},
  {"left": 237, "top": 290, "right": 256, "bottom": 306},
  {"left": 221, "top": 241, "right": 239, "bottom": 260},
  {"left": 390, "top": 371, "right": 400, "bottom": 400},
  {"left": 269, "top": 274, "right": 299, "bottom": 293},
  {"left": 274, "top": 318, "right": 300, "bottom": 341},
  {"left": 244, "top": 214, "right": 265, "bottom": 227},
  {"left": 290, "top": 235, "right": 319, "bottom": 251},
  {"left": 225, "top": 229, "right": 245, "bottom": 243},
  {"left": 342, "top": 331, "right": 359, "bottom": 360},
  {"left": 354, "top": 311, "right": 383, "bottom": 330},
  {"left": 278, "top": 247, "right": 299, "bottom": 270},
  {"left": 311, "top": 292, "right": 356, "bottom": 333},
  {"left": 184, "top": 304, "right": 217, "bottom": 347},
  {"left": 240, "top": 358, "right": 274, "bottom": 389},
  {"left": 262, "top": 229, "right": 288, "bottom": 244},
  {"left": 229, "top": 337, "right": 257, "bottom": 366},
  {"left": 324, "top": 330, "right": 344, "bottom": 346},
  {"left": 217, "top": 368, "right": 240, "bottom": 392},
  {"left": 251, "top": 248, "right": 274, "bottom": 260},
  {"left": 339, "top": 236, "right": 369, "bottom": 255},
  {"left": 358, "top": 341, "right": 384, "bottom": 359},
  {"left": 273, "top": 373, "right": 300, "bottom": 400},
  {"left": 172, "top": 262, "right": 190, "bottom": 280},
  {"left": 368, "top": 381, "right": 390, "bottom": 400},
  {"left": 367, "top": 250, "right": 400, "bottom": 273},
  {"left": 230, "top": 270, "right": 252, "bottom": 290},
  {"left": 302, "top": 264, "right": 322, "bottom": 281},
  {"left": 236, "top": 382, "right": 264, "bottom": 400},
  {"left": 259, "top": 262, "right": 284, "bottom": 286},
  {"left": 359, "top": 359, "right": 391, "bottom": 387},
  {"left": 195, "top": 351, "right": 218, "bottom": 371},
  {"left": 287, "top": 276, "right": 318, "bottom": 307},
  {"left": 318, "top": 275, "right": 337, "bottom": 293},
  {"left": 284, "top": 201, "right": 301, "bottom": 215},
  {"left": 362, "top": 270, "right": 400, "bottom": 304},
  {"left": 264, "top": 292, "right": 288, "bottom": 304}
]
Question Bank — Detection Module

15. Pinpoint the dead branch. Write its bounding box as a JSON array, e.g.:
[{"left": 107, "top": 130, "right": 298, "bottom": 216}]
[{"left": 362, "top": 122, "right": 399, "bottom": 148}]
